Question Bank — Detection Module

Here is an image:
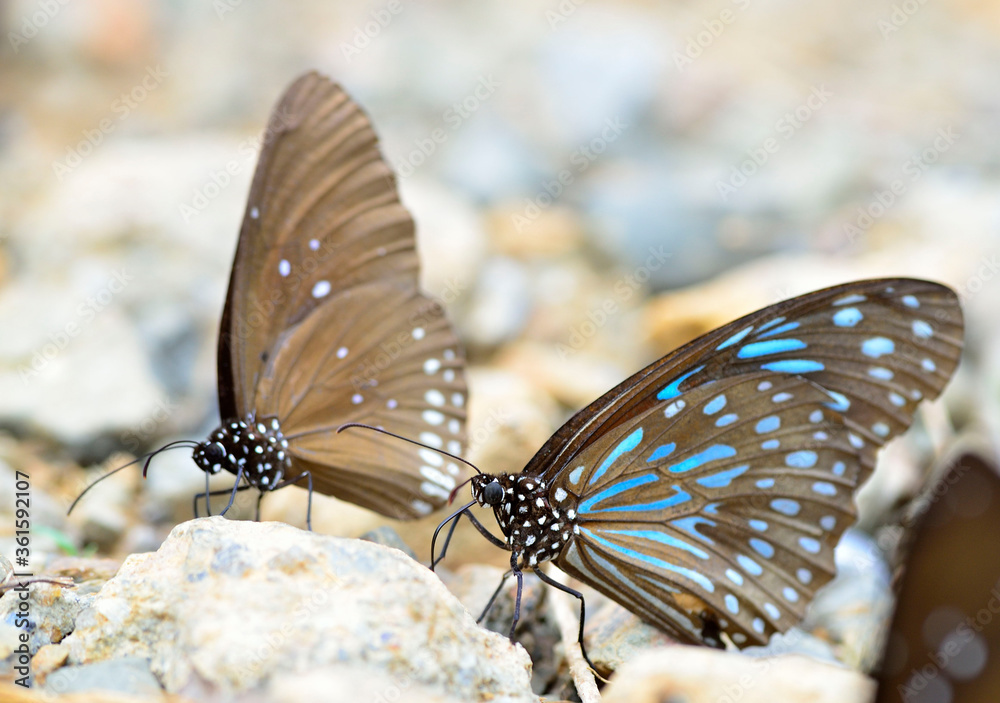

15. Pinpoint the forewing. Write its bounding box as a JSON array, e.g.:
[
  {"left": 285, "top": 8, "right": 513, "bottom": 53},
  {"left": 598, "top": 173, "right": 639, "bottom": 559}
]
[
  {"left": 555, "top": 372, "right": 872, "bottom": 646},
  {"left": 528, "top": 278, "right": 962, "bottom": 484},
  {"left": 218, "top": 72, "right": 420, "bottom": 417},
  {"left": 255, "top": 281, "right": 468, "bottom": 519}
]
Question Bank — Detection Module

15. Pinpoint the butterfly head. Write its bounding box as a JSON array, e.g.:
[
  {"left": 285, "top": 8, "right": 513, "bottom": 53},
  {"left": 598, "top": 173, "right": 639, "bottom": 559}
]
[
  {"left": 470, "top": 473, "right": 575, "bottom": 566},
  {"left": 470, "top": 475, "right": 506, "bottom": 507},
  {"left": 192, "top": 416, "right": 291, "bottom": 490}
]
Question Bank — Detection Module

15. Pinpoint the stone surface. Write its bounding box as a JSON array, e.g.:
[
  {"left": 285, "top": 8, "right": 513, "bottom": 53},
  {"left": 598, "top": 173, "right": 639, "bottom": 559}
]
[
  {"left": 45, "top": 657, "right": 163, "bottom": 698},
  {"left": 57, "top": 517, "right": 536, "bottom": 701},
  {"left": 602, "top": 647, "right": 876, "bottom": 703}
]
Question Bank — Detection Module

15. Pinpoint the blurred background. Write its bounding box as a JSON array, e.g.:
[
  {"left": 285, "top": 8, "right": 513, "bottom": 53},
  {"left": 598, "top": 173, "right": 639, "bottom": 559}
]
[{"left": 0, "top": 0, "right": 998, "bottom": 673}]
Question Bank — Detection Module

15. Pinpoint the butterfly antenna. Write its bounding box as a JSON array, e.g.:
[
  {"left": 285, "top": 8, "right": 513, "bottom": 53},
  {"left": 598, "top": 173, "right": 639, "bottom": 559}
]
[
  {"left": 67, "top": 440, "right": 199, "bottom": 516},
  {"left": 337, "top": 423, "right": 482, "bottom": 475}
]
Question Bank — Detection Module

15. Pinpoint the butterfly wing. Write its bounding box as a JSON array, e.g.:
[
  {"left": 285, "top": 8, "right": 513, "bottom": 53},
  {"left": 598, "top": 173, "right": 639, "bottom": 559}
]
[
  {"left": 875, "top": 451, "right": 1000, "bottom": 702},
  {"left": 218, "top": 72, "right": 468, "bottom": 518},
  {"left": 218, "top": 71, "right": 423, "bottom": 418},
  {"left": 533, "top": 279, "right": 962, "bottom": 482},
  {"left": 541, "top": 279, "right": 962, "bottom": 644},
  {"left": 557, "top": 371, "right": 873, "bottom": 645},
  {"left": 257, "top": 281, "right": 466, "bottom": 518}
]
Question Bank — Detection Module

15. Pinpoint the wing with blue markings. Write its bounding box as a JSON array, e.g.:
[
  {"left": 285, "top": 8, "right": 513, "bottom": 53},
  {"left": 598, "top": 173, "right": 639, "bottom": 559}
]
[
  {"left": 553, "top": 372, "right": 876, "bottom": 645},
  {"left": 528, "top": 278, "right": 962, "bottom": 484},
  {"left": 532, "top": 278, "right": 962, "bottom": 646}
]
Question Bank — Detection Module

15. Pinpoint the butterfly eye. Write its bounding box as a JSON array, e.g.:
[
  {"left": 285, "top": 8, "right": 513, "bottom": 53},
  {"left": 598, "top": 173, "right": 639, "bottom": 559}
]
[
  {"left": 204, "top": 443, "right": 225, "bottom": 462},
  {"left": 482, "top": 480, "right": 505, "bottom": 505}
]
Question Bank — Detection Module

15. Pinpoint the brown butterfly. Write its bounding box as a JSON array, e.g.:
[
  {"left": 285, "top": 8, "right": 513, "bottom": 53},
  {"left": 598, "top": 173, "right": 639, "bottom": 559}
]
[{"left": 74, "top": 73, "right": 469, "bottom": 528}]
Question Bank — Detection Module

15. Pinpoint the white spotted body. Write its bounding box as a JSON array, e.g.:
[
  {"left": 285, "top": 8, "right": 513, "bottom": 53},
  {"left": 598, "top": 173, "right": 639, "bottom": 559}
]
[
  {"left": 193, "top": 416, "right": 291, "bottom": 490},
  {"left": 471, "top": 473, "right": 575, "bottom": 569}
]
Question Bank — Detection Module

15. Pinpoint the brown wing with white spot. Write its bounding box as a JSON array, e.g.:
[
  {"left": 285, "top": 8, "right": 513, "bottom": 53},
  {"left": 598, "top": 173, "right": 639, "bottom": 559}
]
[
  {"left": 217, "top": 72, "right": 469, "bottom": 518},
  {"left": 256, "top": 281, "right": 468, "bottom": 518}
]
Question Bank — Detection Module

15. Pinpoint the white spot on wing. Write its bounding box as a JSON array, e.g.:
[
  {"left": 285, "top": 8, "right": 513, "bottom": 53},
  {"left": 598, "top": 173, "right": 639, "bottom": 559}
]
[
  {"left": 425, "top": 390, "right": 445, "bottom": 407},
  {"left": 422, "top": 410, "right": 445, "bottom": 425},
  {"left": 278, "top": 259, "right": 291, "bottom": 277},
  {"left": 424, "top": 359, "right": 441, "bottom": 375},
  {"left": 312, "top": 280, "right": 332, "bottom": 298},
  {"left": 336, "top": 346, "right": 348, "bottom": 359}
]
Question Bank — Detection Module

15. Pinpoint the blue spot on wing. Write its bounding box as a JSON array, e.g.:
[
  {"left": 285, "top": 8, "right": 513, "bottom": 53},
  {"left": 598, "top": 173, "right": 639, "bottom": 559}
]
[
  {"left": 738, "top": 339, "right": 807, "bottom": 359},
  {"left": 657, "top": 365, "right": 705, "bottom": 400},
  {"left": 590, "top": 427, "right": 643, "bottom": 484},
  {"left": 668, "top": 444, "right": 737, "bottom": 473},
  {"left": 578, "top": 476, "right": 691, "bottom": 514},
  {"left": 647, "top": 443, "right": 676, "bottom": 462},
  {"left": 598, "top": 529, "right": 710, "bottom": 559},
  {"left": 716, "top": 325, "right": 754, "bottom": 350},
  {"left": 580, "top": 527, "right": 715, "bottom": 592},
  {"left": 756, "top": 320, "right": 801, "bottom": 338},
  {"left": 824, "top": 390, "right": 850, "bottom": 412},
  {"left": 756, "top": 316, "right": 787, "bottom": 332},
  {"left": 760, "top": 359, "right": 825, "bottom": 374},
  {"left": 670, "top": 516, "right": 716, "bottom": 544},
  {"left": 696, "top": 464, "right": 749, "bottom": 488},
  {"left": 862, "top": 337, "right": 895, "bottom": 358}
]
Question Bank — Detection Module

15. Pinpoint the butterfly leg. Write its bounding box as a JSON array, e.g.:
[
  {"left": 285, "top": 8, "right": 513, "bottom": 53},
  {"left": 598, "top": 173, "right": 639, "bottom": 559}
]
[
  {"left": 266, "top": 471, "right": 314, "bottom": 531},
  {"left": 509, "top": 553, "right": 524, "bottom": 641},
  {"left": 430, "top": 501, "right": 486, "bottom": 570},
  {"left": 430, "top": 509, "right": 464, "bottom": 570},
  {"left": 534, "top": 568, "right": 598, "bottom": 672},
  {"left": 193, "top": 482, "right": 254, "bottom": 519},
  {"left": 217, "top": 465, "right": 246, "bottom": 518},
  {"left": 476, "top": 570, "right": 512, "bottom": 623}
]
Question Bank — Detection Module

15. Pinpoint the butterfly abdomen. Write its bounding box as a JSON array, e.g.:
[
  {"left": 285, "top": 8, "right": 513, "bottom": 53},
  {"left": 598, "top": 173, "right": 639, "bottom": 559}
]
[{"left": 193, "top": 416, "right": 291, "bottom": 490}]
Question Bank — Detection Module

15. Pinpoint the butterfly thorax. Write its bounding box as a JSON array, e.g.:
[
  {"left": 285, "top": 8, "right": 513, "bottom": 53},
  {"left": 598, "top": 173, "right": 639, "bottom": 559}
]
[
  {"left": 471, "top": 473, "right": 576, "bottom": 569},
  {"left": 192, "top": 416, "right": 291, "bottom": 490}
]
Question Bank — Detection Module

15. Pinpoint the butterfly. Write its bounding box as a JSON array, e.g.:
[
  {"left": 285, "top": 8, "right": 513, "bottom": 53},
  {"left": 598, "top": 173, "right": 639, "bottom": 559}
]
[
  {"left": 433, "top": 278, "right": 963, "bottom": 664},
  {"left": 875, "top": 450, "right": 1000, "bottom": 703},
  {"left": 73, "top": 73, "right": 469, "bottom": 528}
]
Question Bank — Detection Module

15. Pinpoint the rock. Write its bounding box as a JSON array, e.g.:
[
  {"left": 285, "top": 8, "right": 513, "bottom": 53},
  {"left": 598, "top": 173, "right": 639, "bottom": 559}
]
[
  {"left": 0, "top": 579, "right": 91, "bottom": 656},
  {"left": 602, "top": 647, "right": 875, "bottom": 703},
  {"left": 465, "top": 366, "right": 560, "bottom": 474},
  {"left": 463, "top": 257, "right": 532, "bottom": 349},
  {"left": 487, "top": 204, "right": 583, "bottom": 259},
  {"left": 580, "top": 594, "right": 676, "bottom": 675},
  {"left": 359, "top": 525, "right": 418, "bottom": 561},
  {"left": 45, "top": 657, "right": 163, "bottom": 698},
  {"left": 56, "top": 517, "right": 536, "bottom": 701}
]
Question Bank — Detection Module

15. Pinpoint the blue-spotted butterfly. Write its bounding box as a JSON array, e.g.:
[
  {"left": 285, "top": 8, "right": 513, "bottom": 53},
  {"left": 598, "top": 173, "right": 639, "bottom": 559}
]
[
  {"left": 433, "top": 278, "right": 962, "bottom": 663},
  {"left": 71, "top": 73, "right": 469, "bottom": 527}
]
